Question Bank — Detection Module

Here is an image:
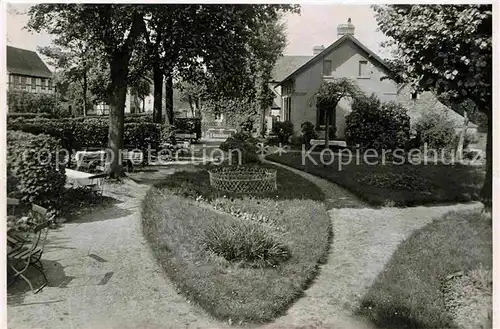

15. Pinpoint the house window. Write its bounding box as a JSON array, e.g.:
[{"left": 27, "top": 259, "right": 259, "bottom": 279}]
[
  {"left": 21, "top": 76, "right": 27, "bottom": 89},
  {"left": 283, "top": 97, "right": 291, "bottom": 121},
  {"left": 317, "top": 107, "right": 335, "bottom": 127},
  {"left": 48, "top": 79, "right": 52, "bottom": 91},
  {"left": 358, "top": 60, "right": 368, "bottom": 77},
  {"left": 41, "top": 78, "right": 46, "bottom": 90},
  {"left": 323, "top": 60, "right": 332, "bottom": 76},
  {"left": 411, "top": 92, "right": 419, "bottom": 100},
  {"left": 31, "top": 77, "right": 36, "bottom": 90}
]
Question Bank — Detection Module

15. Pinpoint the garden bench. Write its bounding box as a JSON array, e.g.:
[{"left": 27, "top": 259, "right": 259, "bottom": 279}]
[
  {"left": 7, "top": 204, "right": 53, "bottom": 294},
  {"left": 310, "top": 139, "right": 348, "bottom": 148},
  {"left": 206, "top": 128, "right": 237, "bottom": 139},
  {"left": 174, "top": 131, "right": 197, "bottom": 143}
]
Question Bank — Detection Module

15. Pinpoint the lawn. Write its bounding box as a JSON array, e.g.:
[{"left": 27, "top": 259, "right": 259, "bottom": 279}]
[
  {"left": 357, "top": 210, "right": 492, "bottom": 329},
  {"left": 266, "top": 152, "right": 485, "bottom": 207},
  {"left": 141, "top": 163, "right": 332, "bottom": 323}
]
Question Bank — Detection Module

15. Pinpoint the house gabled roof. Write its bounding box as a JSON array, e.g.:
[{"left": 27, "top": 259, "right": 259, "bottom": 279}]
[
  {"left": 7, "top": 46, "right": 53, "bottom": 78},
  {"left": 278, "top": 34, "right": 392, "bottom": 85},
  {"left": 271, "top": 55, "right": 313, "bottom": 83}
]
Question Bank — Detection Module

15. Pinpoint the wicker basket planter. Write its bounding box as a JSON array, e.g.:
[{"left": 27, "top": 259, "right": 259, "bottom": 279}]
[{"left": 208, "top": 166, "right": 277, "bottom": 193}]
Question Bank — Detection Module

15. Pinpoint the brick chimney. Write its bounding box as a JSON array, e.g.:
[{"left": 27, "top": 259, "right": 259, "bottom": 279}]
[
  {"left": 313, "top": 45, "right": 325, "bottom": 55},
  {"left": 337, "top": 18, "right": 355, "bottom": 39}
]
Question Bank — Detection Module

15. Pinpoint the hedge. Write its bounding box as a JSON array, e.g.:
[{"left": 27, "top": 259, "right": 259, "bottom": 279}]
[
  {"left": 7, "top": 117, "right": 163, "bottom": 156},
  {"left": 7, "top": 130, "right": 66, "bottom": 209},
  {"left": 7, "top": 90, "right": 65, "bottom": 117},
  {"left": 7, "top": 113, "right": 153, "bottom": 124}
]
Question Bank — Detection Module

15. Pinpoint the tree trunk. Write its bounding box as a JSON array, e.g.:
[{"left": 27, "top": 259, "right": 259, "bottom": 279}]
[
  {"left": 142, "top": 97, "right": 145, "bottom": 113},
  {"left": 105, "top": 12, "right": 143, "bottom": 177},
  {"left": 107, "top": 52, "right": 131, "bottom": 178},
  {"left": 83, "top": 69, "right": 88, "bottom": 117},
  {"left": 324, "top": 108, "right": 330, "bottom": 148},
  {"left": 153, "top": 66, "right": 163, "bottom": 123},
  {"left": 480, "top": 107, "right": 492, "bottom": 208},
  {"left": 188, "top": 95, "right": 195, "bottom": 117},
  {"left": 164, "top": 73, "right": 174, "bottom": 125},
  {"left": 456, "top": 110, "right": 468, "bottom": 160}
]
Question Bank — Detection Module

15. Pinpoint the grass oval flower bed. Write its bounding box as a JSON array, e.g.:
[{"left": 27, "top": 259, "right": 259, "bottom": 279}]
[{"left": 141, "top": 163, "right": 332, "bottom": 323}]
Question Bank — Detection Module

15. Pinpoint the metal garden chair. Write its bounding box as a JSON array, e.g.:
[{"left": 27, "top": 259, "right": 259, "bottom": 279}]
[
  {"left": 6, "top": 198, "right": 30, "bottom": 249},
  {"left": 7, "top": 204, "right": 53, "bottom": 294}
]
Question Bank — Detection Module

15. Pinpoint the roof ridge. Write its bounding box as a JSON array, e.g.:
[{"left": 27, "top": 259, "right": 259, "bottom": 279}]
[
  {"left": 7, "top": 45, "right": 38, "bottom": 53},
  {"left": 277, "top": 34, "right": 392, "bottom": 85}
]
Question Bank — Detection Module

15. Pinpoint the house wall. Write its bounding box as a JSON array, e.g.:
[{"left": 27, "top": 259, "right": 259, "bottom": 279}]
[
  {"left": 7, "top": 74, "right": 54, "bottom": 94},
  {"left": 286, "top": 41, "right": 398, "bottom": 139}
]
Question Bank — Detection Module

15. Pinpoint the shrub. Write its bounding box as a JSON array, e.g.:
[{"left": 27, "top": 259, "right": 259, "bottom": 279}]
[
  {"left": 123, "top": 122, "right": 161, "bottom": 152},
  {"left": 266, "top": 134, "right": 280, "bottom": 146},
  {"left": 203, "top": 219, "right": 291, "bottom": 268},
  {"left": 239, "top": 117, "right": 257, "bottom": 135},
  {"left": 290, "top": 135, "right": 303, "bottom": 148},
  {"left": 7, "top": 90, "right": 67, "bottom": 117},
  {"left": 272, "top": 121, "right": 294, "bottom": 144},
  {"left": 452, "top": 130, "right": 480, "bottom": 150},
  {"left": 327, "top": 125, "right": 337, "bottom": 140},
  {"left": 300, "top": 121, "right": 318, "bottom": 146},
  {"left": 345, "top": 95, "right": 411, "bottom": 150},
  {"left": 7, "top": 131, "right": 66, "bottom": 209},
  {"left": 220, "top": 132, "right": 260, "bottom": 164},
  {"left": 174, "top": 117, "right": 202, "bottom": 139},
  {"left": 414, "top": 110, "right": 457, "bottom": 150}
]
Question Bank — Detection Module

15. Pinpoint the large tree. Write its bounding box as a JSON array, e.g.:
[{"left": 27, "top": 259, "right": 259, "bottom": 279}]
[
  {"left": 373, "top": 4, "right": 492, "bottom": 205},
  {"left": 38, "top": 42, "right": 101, "bottom": 116},
  {"left": 28, "top": 4, "right": 148, "bottom": 177},
  {"left": 27, "top": 4, "right": 297, "bottom": 176},
  {"left": 176, "top": 16, "right": 290, "bottom": 131},
  {"left": 140, "top": 5, "right": 297, "bottom": 124}
]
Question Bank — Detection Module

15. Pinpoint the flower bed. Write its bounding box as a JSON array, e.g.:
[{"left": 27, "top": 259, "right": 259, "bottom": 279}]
[{"left": 141, "top": 164, "right": 331, "bottom": 323}]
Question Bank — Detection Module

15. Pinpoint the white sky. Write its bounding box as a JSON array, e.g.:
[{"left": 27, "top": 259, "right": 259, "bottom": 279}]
[{"left": 6, "top": 4, "right": 391, "bottom": 62}]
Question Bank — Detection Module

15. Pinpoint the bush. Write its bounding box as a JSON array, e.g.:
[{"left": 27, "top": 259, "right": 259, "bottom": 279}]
[
  {"left": 345, "top": 95, "right": 411, "bottom": 150},
  {"left": 327, "top": 125, "right": 337, "bottom": 140},
  {"left": 220, "top": 132, "right": 260, "bottom": 164},
  {"left": 300, "top": 121, "right": 318, "bottom": 146},
  {"left": 414, "top": 110, "right": 457, "bottom": 150},
  {"left": 174, "top": 117, "right": 202, "bottom": 139},
  {"left": 7, "top": 90, "right": 67, "bottom": 117},
  {"left": 272, "top": 121, "right": 294, "bottom": 144},
  {"left": 203, "top": 219, "right": 291, "bottom": 268},
  {"left": 452, "top": 130, "right": 480, "bottom": 150},
  {"left": 290, "top": 135, "right": 303, "bottom": 148},
  {"left": 7, "top": 131, "right": 66, "bottom": 209},
  {"left": 239, "top": 117, "right": 258, "bottom": 135}
]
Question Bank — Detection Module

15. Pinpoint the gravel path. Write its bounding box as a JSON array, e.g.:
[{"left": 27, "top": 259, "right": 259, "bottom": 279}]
[
  {"left": 8, "top": 164, "right": 483, "bottom": 329},
  {"left": 260, "top": 160, "right": 484, "bottom": 329},
  {"left": 7, "top": 170, "right": 228, "bottom": 329}
]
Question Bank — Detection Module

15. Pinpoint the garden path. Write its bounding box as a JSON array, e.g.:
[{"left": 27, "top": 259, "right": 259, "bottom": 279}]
[
  {"left": 7, "top": 164, "right": 483, "bottom": 329},
  {"left": 258, "top": 159, "right": 483, "bottom": 329},
  {"left": 7, "top": 168, "right": 230, "bottom": 329}
]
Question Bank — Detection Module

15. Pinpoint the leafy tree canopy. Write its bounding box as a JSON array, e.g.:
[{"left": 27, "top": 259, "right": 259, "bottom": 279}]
[{"left": 373, "top": 5, "right": 492, "bottom": 111}]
